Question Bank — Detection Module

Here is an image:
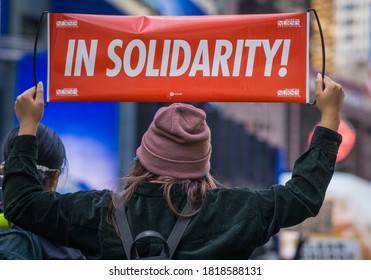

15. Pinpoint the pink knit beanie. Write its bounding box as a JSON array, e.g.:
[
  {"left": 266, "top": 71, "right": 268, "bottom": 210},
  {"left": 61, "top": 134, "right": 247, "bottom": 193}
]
[{"left": 136, "top": 103, "right": 211, "bottom": 179}]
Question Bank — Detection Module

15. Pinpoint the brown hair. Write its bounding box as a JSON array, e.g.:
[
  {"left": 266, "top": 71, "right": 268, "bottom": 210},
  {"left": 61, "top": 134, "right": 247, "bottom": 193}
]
[{"left": 109, "top": 160, "right": 219, "bottom": 230}]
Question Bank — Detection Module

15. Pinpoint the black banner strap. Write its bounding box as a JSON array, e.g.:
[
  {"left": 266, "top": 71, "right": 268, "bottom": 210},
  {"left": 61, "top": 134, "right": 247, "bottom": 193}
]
[
  {"left": 308, "top": 8, "right": 325, "bottom": 106},
  {"left": 33, "top": 11, "right": 49, "bottom": 106}
]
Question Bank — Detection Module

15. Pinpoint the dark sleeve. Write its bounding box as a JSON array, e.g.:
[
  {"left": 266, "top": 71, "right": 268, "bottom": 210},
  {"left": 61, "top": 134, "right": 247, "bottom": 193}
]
[
  {"left": 257, "top": 126, "right": 342, "bottom": 241},
  {"left": 178, "top": 126, "right": 342, "bottom": 259},
  {"left": 2, "top": 135, "right": 111, "bottom": 257}
]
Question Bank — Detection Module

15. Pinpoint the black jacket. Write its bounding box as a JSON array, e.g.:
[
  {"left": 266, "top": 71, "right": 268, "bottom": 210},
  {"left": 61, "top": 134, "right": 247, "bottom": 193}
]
[{"left": 3, "top": 127, "right": 341, "bottom": 259}]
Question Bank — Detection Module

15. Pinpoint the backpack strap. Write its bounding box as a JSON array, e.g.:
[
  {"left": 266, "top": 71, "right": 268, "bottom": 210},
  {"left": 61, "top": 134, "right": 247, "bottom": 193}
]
[
  {"left": 114, "top": 206, "right": 136, "bottom": 259},
  {"left": 166, "top": 202, "right": 193, "bottom": 258},
  {"left": 115, "top": 201, "right": 193, "bottom": 259},
  {"left": 132, "top": 230, "right": 169, "bottom": 259}
]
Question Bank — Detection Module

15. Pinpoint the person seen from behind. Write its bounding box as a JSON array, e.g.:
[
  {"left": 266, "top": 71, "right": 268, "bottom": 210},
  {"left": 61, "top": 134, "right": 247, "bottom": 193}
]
[
  {"left": 2, "top": 73, "right": 344, "bottom": 259},
  {"left": 0, "top": 124, "right": 85, "bottom": 260}
]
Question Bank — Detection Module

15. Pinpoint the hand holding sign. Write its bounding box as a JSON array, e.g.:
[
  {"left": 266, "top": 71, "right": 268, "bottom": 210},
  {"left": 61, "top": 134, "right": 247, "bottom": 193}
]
[
  {"left": 15, "top": 82, "right": 45, "bottom": 136},
  {"left": 315, "top": 74, "right": 344, "bottom": 132}
]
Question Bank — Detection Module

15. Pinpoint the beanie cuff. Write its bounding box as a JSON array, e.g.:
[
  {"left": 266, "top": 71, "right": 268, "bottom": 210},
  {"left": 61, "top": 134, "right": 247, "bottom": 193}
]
[{"left": 137, "top": 140, "right": 211, "bottom": 179}]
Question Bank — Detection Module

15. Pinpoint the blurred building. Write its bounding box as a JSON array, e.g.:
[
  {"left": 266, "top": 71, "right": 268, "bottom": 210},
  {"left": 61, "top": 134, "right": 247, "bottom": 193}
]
[
  {"left": 310, "top": 0, "right": 371, "bottom": 181},
  {"left": 334, "top": 0, "right": 370, "bottom": 84}
]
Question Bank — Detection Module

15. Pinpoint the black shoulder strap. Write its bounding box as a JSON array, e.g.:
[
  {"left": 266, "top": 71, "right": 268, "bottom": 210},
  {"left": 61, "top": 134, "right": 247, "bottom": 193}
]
[
  {"left": 114, "top": 205, "right": 136, "bottom": 259},
  {"left": 115, "top": 201, "right": 193, "bottom": 259},
  {"left": 165, "top": 202, "right": 193, "bottom": 258}
]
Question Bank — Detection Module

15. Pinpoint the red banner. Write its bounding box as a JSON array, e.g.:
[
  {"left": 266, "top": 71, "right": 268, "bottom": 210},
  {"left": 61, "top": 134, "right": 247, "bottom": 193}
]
[{"left": 47, "top": 12, "right": 310, "bottom": 102}]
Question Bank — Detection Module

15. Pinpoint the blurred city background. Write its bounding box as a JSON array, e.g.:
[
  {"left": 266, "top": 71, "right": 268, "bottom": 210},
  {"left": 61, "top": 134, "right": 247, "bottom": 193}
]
[{"left": 1, "top": 0, "right": 371, "bottom": 259}]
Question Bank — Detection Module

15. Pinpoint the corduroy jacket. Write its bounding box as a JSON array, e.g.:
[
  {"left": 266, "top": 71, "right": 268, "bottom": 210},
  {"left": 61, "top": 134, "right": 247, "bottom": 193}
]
[{"left": 3, "top": 126, "right": 341, "bottom": 259}]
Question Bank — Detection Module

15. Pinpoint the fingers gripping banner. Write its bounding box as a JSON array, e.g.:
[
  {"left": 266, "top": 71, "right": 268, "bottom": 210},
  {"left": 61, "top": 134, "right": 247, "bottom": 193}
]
[{"left": 47, "top": 12, "right": 310, "bottom": 102}]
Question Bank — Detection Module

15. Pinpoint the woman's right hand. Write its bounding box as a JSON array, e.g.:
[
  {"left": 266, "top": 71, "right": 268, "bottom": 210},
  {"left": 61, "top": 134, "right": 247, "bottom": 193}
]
[
  {"left": 15, "top": 81, "right": 44, "bottom": 136},
  {"left": 315, "top": 74, "right": 344, "bottom": 132}
]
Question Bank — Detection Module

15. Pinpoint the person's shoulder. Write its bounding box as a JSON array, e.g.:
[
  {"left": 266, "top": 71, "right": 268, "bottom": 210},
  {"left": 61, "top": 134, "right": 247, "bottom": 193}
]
[
  {"left": 65, "top": 189, "right": 114, "bottom": 205},
  {"left": 206, "top": 186, "right": 257, "bottom": 199},
  {"left": 72, "top": 189, "right": 113, "bottom": 198}
]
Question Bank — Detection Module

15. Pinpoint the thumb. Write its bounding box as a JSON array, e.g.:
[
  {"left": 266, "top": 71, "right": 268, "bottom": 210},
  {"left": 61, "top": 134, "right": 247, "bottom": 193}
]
[
  {"left": 35, "top": 81, "right": 44, "bottom": 104},
  {"left": 315, "top": 73, "right": 324, "bottom": 93}
]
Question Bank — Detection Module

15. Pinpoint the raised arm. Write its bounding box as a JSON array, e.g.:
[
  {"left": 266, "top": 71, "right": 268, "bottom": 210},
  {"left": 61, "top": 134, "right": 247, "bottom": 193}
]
[{"left": 255, "top": 74, "right": 344, "bottom": 242}]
